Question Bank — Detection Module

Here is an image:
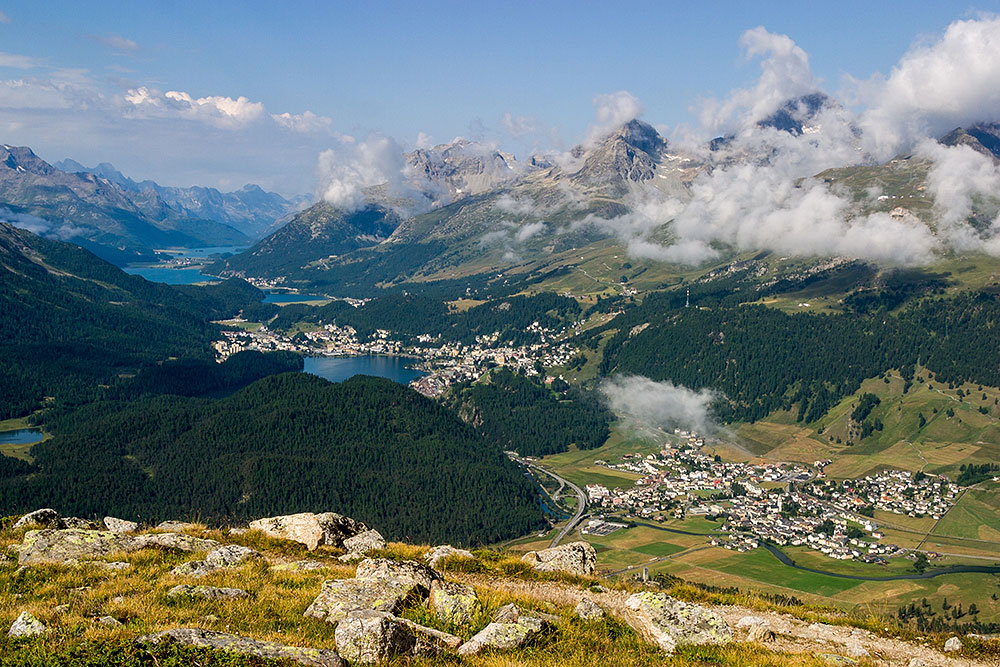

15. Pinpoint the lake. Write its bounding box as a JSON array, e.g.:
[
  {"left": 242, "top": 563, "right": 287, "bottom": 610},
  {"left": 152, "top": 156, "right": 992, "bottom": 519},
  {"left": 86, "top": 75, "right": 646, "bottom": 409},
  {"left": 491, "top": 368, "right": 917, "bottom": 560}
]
[
  {"left": 124, "top": 245, "right": 249, "bottom": 284},
  {"left": 263, "top": 292, "right": 329, "bottom": 304},
  {"left": 303, "top": 356, "right": 426, "bottom": 385},
  {"left": 0, "top": 428, "right": 44, "bottom": 445},
  {"left": 124, "top": 266, "right": 218, "bottom": 284}
]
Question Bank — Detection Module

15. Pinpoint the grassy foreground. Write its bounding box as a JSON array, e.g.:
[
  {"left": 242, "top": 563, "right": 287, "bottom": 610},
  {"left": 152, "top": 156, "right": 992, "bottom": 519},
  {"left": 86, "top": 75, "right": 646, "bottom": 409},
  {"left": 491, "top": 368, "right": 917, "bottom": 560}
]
[{"left": 1, "top": 520, "right": 997, "bottom": 666}]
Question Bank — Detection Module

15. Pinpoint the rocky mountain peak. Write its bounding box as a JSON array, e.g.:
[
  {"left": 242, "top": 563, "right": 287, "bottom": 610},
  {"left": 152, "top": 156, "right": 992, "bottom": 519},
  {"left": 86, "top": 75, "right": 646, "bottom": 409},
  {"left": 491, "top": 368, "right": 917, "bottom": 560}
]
[
  {"left": 757, "top": 92, "right": 834, "bottom": 135},
  {"left": 940, "top": 123, "right": 1000, "bottom": 161},
  {"left": 571, "top": 119, "right": 667, "bottom": 192}
]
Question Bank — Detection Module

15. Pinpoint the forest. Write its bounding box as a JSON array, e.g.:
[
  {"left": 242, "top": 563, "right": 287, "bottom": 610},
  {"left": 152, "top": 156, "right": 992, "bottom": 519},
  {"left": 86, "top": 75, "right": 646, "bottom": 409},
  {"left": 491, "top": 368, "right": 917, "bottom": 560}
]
[
  {"left": 597, "top": 289, "right": 1000, "bottom": 423},
  {"left": 0, "top": 373, "right": 545, "bottom": 546},
  {"left": 0, "top": 223, "right": 270, "bottom": 418},
  {"left": 445, "top": 369, "right": 611, "bottom": 457}
]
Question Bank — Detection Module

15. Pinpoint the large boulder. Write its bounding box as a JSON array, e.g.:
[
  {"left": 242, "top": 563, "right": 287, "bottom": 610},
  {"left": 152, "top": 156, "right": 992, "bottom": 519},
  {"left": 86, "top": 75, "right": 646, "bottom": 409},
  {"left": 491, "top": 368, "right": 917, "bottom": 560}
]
[
  {"left": 341, "top": 530, "right": 386, "bottom": 559},
  {"left": 304, "top": 578, "right": 420, "bottom": 624},
  {"left": 138, "top": 628, "right": 344, "bottom": 667},
  {"left": 521, "top": 541, "right": 596, "bottom": 576},
  {"left": 167, "top": 584, "right": 250, "bottom": 600},
  {"left": 333, "top": 610, "right": 428, "bottom": 664},
  {"left": 248, "top": 512, "right": 368, "bottom": 551},
  {"left": 8, "top": 611, "right": 47, "bottom": 638},
  {"left": 103, "top": 517, "right": 138, "bottom": 534},
  {"left": 354, "top": 558, "right": 441, "bottom": 589},
  {"left": 425, "top": 544, "right": 474, "bottom": 569},
  {"left": 155, "top": 520, "right": 198, "bottom": 532},
  {"left": 457, "top": 605, "right": 545, "bottom": 656},
  {"left": 623, "top": 592, "right": 732, "bottom": 653},
  {"left": 12, "top": 509, "right": 61, "bottom": 530},
  {"left": 429, "top": 580, "right": 480, "bottom": 625},
  {"left": 206, "top": 544, "right": 263, "bottom": 568},
  {"left": 14, "top": 529, "right": 219, "bottom": 565}
]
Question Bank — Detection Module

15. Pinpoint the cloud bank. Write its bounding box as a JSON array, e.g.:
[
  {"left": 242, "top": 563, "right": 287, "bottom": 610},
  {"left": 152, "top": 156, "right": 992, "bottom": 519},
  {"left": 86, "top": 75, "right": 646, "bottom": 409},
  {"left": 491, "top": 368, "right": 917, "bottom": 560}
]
[{"left": 601, "top": 375, "right": 720, "bottom": 435}]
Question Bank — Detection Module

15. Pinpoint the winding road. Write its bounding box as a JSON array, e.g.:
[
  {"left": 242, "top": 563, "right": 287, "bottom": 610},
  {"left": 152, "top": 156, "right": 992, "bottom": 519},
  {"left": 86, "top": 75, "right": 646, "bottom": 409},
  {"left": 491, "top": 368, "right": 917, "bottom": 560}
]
[{"left": 518, "top": 459, "right": 588, "bottom": 547}]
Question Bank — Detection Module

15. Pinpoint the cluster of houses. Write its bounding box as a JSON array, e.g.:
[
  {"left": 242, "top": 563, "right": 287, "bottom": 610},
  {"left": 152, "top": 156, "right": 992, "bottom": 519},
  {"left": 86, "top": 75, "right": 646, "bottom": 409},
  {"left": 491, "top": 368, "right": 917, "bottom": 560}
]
[
  {"left": 806, "top": 469, "right": 959, "bottom": 520},
  {"left": 582, "top": 430, "right": 962, "bottom": 564}
]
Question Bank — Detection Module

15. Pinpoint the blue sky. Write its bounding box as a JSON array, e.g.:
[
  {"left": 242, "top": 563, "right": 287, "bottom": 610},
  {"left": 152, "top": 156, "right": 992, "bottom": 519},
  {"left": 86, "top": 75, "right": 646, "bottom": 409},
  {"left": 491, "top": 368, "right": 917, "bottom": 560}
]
[{"left": 1, "top": 1, "right": 998, "bottom": 195}]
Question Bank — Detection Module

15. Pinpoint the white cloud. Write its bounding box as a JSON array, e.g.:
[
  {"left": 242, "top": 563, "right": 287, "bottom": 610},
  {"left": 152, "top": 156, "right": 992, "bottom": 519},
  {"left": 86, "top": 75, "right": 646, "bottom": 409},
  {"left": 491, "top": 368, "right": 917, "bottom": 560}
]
[
  {"left": 92, "top": 34, "right": 139, "bottom": 52},
  {"left": 601, "top": 375, "right": 721, "bottom": 435},
  {"left": 860, "top": 16, "right": 1000, "bottom": 159},
  {"left": 586, "top": 90, "right": 643, "bottom": 145},
  {"left": 0, "top": 52, "right": 39, "bottom": 69},
  {"left": 316, "top": 133, "right": 430, "bottom": 212},
  {"left": 272, "top": 110, "right": 332, "bottom": 134},
  {"left": 698, "top": 27, "right": 817, "bottom": 134},
  {"left": 1, "top": 207, "right": 88, "bottom": 240},
  {"left": 500, "top": 112, "right": 539, "bottom": 137}
]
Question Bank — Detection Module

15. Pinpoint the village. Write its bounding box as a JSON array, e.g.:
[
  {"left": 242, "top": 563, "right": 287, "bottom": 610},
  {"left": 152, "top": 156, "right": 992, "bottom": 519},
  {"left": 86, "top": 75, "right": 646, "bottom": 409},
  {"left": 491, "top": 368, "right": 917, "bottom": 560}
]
[
  {"left": 584, "top": 431, "right": 961, "bottom": 563},
  {"left": 211, "top": 317, "right": 581, "bottom": 397}
]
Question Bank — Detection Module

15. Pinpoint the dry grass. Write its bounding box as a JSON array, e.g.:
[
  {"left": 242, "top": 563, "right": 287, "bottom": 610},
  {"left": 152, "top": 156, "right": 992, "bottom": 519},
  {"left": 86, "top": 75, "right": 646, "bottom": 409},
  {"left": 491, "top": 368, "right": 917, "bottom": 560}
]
[{"left": 1, "top": 520, "right": 997, "bottom": 666}]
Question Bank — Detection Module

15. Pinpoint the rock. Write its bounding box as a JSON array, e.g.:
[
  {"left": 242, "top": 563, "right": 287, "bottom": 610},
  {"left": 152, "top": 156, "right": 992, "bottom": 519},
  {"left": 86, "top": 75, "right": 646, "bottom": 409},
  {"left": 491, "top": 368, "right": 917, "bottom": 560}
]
[
  {"left": 574, "top": 598, "right": 604, "bottom": 621},
  {"left": 228, "top": 527, "right": 248, "bottom": 536},
  {"left": 96, "top": 615, "right": 122, "bottom": 627},
  {"left": 845, "top": 641, "right": 869, "bottom": 658},
  {"left": 206, "top": 544, "right": 263, "bottom": 568},
  {"left": 54, "top": 604, "right": 70, "bottom": 614},
  {"left": 623, "top": 592, "right": 732, "bottom": 653},
  {"left": 341, "top": 529, "right": 385, "bottom": 557},
  {"left": 304, "top": 578, "right": 420, "bottom": 624},
  {"left": 737, "top": 616, "right": 774, "bottom": 643},
  {"left": 272, "top": 560, "right": 328, "bottom": 572},
  {"left": 132, "top": 532, "right": 220, "bottom": 553},
  {"left": 7, "top": 611, "right": 47, "bottom": 637},
  {"left": 62, "top": 517, "right": 99, "bottom": 529},
  {"left": 249, "top": 512, "right": 367, "bottom": 551},
  {"left": 16, "top": 529, "right": 130, "bottom": 565},
  {"left": 155, "top": 520, "right": 197, "bottom": 532},
  {"left": 334, "top": 610, "right": 426, "bottom": 664},
  {"left": 520, "top": 541, "right": 596, "bottom": 576},
  {"left": 355, "top": 558, "right": 441, "bottom": 589},
  {"left": 816, "top": 655, "right": 858, "bottom": 666},
  {"left": 12, "top": 509, "right": 61, "bottom": 530},
  {"left": 429, "top": 580, "right": 480, "bottom": 624},
  {"left": 170, "top": 560, "right": 216, "bottom": 577},
  {"left": 908, "top": 659, "right": 925, "bottom": 667},
  {"left": 457, "top": 606, "right": 545, "bottom": 656},
  {"left": 138, "top": 628, "right": 344, "bottom": 667},
  {"left": 167, "top": 584, "right": 250, "bottom": 600},
  {"left": 944, "top": 636, "right": 962, "bottom": 652},
  {"left": 425, "top": 544, "right": 474, "bottom": 569},
  {"left": 103, "top": 517, "right": 138, "bottom": 534}
]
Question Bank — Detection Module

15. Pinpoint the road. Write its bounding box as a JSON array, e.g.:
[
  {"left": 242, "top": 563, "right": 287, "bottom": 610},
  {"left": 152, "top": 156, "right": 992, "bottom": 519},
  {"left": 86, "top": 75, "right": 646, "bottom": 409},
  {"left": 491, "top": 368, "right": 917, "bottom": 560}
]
[{"left": 518, "top": 459, "right": 588, "bottom": 547}]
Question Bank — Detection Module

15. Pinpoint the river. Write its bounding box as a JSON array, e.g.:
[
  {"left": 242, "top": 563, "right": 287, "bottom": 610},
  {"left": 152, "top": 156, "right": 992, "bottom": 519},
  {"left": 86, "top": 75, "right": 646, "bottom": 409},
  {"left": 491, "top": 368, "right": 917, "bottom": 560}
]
[{"left": 302, "top": 355, "right": 426, "bottom": 385}]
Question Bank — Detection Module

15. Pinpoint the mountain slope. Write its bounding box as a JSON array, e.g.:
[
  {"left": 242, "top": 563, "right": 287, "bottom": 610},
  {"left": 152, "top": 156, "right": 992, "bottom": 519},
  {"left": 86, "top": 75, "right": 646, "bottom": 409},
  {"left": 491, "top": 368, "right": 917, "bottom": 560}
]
[
  {"left": 0, "top": 222, "right": 265, "bottom": 418},
  {"left": 1, "top": 145, "right": 249, "bottom": 263},
  {"left": 2, "top": 372, "right": 545, "bottom": 545}
]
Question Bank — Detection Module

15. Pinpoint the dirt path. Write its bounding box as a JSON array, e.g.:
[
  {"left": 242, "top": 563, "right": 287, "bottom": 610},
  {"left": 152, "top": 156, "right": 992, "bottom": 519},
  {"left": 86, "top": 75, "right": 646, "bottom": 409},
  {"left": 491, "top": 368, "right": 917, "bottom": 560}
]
[{"left": 455, "top": 573, "right": 993, "bottom": 667}]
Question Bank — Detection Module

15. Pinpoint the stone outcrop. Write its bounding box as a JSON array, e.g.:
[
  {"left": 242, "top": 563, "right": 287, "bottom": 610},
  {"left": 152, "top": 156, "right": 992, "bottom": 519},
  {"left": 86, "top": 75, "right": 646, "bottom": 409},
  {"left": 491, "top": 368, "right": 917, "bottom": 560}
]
[
  {"left": 12, "top": 509, "right": 61, "bottom": 530},
  {"left": 155, "top": 521, "right": 198, "bottom": 532},
  {"left": 520, "top": 541, "right": 596, "bottom": 576},
  {"left": 272, "top": 560, "right": 327, "bottom": 572},
  {"left": 340, "top": 529, "right": 385, "bottom": 559},
  {"left": 944, "top": 636, "right": 962, "bottom": 652},
  {"left": 167, "top": 584, "right": 250, "bottom": 600},
  {"left": 304, "top": 578, "right": 420, "bottom": 624},
  {"left": 13, "top": 529, "right": 219, "bottom": 565},
  {"left": 138, "top": 628, "right": 344, "bottom": 667},
  {"left": 428, "top": 579, "right": 480, "bottom": 624},
  {"left": 206, "top": 544, "right": 262, "bottom": 568},
  {"left": 249, "top": 512, "right": 368, "bottom": 550},
  {"left": 103, "top": 517, "right": 138, "bottom": 534},
  {"left": 333, "top": 610, "right": 428, "bottom": 664},
  {"left": 574, "top": 598, "right": 604, "bottom": 620},
  {"left": 354, "top": 558, "right": 441, "bottom": 589},
  {"left": 8, "top": 611, "right": 47, "bottom": 637},
  {"left": 458, "top": 604, "right": 546, "bottom": 656},
  {"left": 425, "top": 544, "right": 474, "bottom": 568},
  {"left": 736, "top": 615, "right": 774, "bottom": 643},
  {"left": 623, "top": 592, "right": 732, "bottom": 653}
]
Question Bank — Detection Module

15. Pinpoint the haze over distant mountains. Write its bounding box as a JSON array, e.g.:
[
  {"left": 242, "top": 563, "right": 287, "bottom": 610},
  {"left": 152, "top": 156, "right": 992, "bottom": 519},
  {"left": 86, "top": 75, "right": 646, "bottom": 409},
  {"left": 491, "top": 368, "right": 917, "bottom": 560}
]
[{"left": 0, "top": 145, "right": 307, "bottom": 264}]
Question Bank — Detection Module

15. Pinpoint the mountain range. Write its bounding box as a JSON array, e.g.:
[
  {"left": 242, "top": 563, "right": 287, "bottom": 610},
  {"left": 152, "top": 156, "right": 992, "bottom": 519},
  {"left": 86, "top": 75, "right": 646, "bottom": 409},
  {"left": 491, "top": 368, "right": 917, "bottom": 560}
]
[{"left": 0, "top": 145, "right": 306, "bottom": 264}]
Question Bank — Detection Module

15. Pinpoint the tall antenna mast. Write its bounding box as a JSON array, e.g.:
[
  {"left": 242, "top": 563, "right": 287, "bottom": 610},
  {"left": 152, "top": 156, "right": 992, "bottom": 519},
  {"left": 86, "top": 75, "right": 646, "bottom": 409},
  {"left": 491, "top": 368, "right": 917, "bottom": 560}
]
[{"left": 685, "top": 288, "right": 690, "bottom": 308}]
